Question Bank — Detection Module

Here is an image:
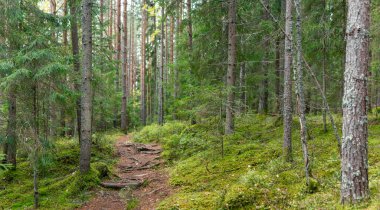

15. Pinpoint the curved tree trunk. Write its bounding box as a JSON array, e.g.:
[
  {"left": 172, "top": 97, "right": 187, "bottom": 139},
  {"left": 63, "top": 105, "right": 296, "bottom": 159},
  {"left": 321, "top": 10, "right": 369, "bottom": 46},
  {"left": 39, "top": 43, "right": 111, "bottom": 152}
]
[{"left": 294, "top": 0, "right": 310, "bottom": 185}]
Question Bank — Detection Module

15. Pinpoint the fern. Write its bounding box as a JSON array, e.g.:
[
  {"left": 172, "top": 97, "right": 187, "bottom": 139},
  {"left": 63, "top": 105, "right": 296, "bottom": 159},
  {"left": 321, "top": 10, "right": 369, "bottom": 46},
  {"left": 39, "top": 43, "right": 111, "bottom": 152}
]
[{"left": 0, "top": 154, "right": 11, "bottom": 171}]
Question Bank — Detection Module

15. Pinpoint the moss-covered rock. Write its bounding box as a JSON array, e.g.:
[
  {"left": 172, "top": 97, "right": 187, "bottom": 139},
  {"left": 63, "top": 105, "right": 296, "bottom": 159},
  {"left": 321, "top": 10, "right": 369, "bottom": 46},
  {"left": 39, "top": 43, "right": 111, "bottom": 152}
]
[
  {"left": 92, "top": 162, "right": 110, "bottom": 179},
  {"left": 66, "top": 168, "right": 100, "bottom": 197},
  {"left": 224, "top": 184, "right": 258, "bottom": 209}
]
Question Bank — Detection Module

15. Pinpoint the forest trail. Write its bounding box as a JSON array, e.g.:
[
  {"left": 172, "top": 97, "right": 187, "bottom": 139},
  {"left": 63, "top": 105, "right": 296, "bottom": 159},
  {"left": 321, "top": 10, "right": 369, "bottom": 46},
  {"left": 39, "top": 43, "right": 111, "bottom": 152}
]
[{"left": 78, "top": 135, "right": 173, "bottom": 210}]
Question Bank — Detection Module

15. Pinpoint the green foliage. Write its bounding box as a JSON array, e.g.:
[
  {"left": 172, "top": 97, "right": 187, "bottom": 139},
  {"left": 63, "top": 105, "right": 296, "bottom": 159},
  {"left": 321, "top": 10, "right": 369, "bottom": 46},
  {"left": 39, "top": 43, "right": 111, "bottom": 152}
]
[
  {"left": 0, "top": 154, "right": 11, "bottom": 172},
  {"left": 0, "top": 132, "right": 122, "bottom": 209},
  {"left": 133, "top": 114, "right": 380, "bottom": 209},
  {"left": 66, "top": 168, "right": 100, "bottom": 197},
  {"left": 126, "top": 198, "right": 139, "bottom": 210}
]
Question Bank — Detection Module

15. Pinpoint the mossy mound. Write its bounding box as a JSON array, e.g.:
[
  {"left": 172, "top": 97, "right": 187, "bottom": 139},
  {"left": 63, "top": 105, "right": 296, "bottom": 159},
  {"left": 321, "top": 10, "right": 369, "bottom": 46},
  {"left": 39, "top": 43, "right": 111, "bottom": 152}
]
[{"left": 132, "top": 114, "right": 380, "bottom": 209}]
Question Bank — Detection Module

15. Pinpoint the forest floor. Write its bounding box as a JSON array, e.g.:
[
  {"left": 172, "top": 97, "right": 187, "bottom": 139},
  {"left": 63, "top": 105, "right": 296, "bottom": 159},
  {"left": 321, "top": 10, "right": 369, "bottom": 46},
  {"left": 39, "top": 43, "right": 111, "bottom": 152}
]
[{"left": 78, "top": 135, "right": 173, "bottom": 210}]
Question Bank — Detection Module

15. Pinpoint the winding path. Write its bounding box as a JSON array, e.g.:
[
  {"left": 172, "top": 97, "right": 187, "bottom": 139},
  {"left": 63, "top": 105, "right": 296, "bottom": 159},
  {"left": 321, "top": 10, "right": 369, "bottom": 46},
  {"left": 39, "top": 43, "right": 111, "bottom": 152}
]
[{"left": 78, "top": 135, "right": 173, "bottom": 210}]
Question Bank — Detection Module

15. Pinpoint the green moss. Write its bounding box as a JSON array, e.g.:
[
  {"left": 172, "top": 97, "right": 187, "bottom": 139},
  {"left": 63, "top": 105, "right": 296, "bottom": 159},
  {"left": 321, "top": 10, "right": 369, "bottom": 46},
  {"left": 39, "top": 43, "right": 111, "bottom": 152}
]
[
  {"left": 131, "top": 113, "right": 380, "bottom": 209},
  {"left": 0, "top": 131, "right": 123, "bottom": 209},
  {"left": 92, "top": 161, "right": 110, "bottom": 179}
]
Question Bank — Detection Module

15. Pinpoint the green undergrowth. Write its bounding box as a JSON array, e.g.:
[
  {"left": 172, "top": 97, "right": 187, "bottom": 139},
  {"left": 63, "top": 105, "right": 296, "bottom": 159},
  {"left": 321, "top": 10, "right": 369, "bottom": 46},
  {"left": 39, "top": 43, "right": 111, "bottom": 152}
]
[
  {"left": 132, "top": 114, "right": 380, "bottom": 209},
  {"left": 0, "top": 130, "right": 123, "bottom": 209}
]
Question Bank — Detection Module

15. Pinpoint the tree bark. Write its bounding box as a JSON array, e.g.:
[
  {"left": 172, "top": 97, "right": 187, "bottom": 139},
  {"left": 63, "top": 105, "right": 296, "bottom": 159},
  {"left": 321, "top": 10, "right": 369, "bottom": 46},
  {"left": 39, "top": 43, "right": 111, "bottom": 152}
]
[
  {"left": 113, "top": 0, "right": 121, "bottom": 128},
  {"left": 294, "top": 0, "right": 310, "bottom": 185},
  {"left": 187, "top": 0, "right": 193, "bottom": 50},
  {"left": 121, "top": 0, "right": 128, "bottom": 131},
  {"left": 258, "top": 0, "right": 270, "bottom": 114},
  {"left": 225, "top": 0, "right": 237, "bottom": 134},
  {"left": 141, "top": 0, "right": 147, "bottom": 126},
  {"left": 239, "top": 62, "right": 246, "bottom": 114},
  {"left": 6, "top": 89, "right": 16, "bottom": 168},
  {"left": 79, "top": 0, "right": 93, "bottom": 174},
  {"left": 69, "top": 0, "right": 81, "bottom": 141},
  {"left": 341, "top": 0, "right": 370, "bottom": 204},
  {"left": 158, "top": 6, "right": 165, "bottom": 126},
  {"left": 173, "top": 0, "right": 182, "bottom": 115},
  {"left": 275, "top": 36, "right": 281, "bottom": 114},
  {"left": 322, "top": 0, "right": 327, "bottom": 132},
  {"left": 63, "top": 0, "right": 68, "bottom": 46},
  {"left": 283, "top": 0, "right": 293, "bottom": 162}
]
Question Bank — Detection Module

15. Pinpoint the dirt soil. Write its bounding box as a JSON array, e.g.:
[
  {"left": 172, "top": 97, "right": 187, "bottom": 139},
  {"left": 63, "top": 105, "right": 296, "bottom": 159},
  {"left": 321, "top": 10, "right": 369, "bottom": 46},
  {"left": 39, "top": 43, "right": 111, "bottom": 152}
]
[{"left": 78, "top": 135, "right": 173, "bottom": 210}]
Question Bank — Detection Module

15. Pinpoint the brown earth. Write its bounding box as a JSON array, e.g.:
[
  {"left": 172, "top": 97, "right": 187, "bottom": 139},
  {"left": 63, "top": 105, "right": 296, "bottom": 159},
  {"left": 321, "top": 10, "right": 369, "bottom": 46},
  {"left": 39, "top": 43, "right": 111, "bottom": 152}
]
[{"left": 78, "top": 135, "right": 173, "bottom": 210}]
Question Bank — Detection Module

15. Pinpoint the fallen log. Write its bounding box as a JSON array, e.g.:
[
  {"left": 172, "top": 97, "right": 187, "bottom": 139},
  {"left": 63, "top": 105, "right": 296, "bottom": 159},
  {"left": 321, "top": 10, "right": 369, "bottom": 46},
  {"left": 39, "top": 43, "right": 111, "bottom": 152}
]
[
  {"left": 140, "top": 150, "right": 162, "bottom": 155},
  {"left": 101, "top": 181, "right": 141, "bottom": 189}
]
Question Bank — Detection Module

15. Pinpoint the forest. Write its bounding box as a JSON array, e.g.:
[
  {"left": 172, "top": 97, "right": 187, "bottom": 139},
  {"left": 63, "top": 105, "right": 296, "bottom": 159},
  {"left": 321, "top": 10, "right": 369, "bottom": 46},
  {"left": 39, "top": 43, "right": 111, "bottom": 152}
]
[{"left": 0, "top": 0, "right": 379, "bottom": 209}]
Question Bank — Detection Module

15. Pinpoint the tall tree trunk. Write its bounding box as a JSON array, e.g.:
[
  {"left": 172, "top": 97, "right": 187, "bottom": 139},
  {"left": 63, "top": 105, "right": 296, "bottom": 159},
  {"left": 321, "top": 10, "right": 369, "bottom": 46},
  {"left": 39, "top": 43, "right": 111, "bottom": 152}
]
[
  {"left": 341, "top": 0, "right": 370, "bottom": 204},
  {"left": 113, "top": 0, "right": 121, "bottom": 128},
  {"left": 158, "top": 6, "right": 165, "bottom": 126},
  {"left": 239, "top": 62, "right": 246, "bottom": 114},
  {"left": 173, "top": 0, "right": 182, "bottom": 118},
  {"left": 6, "top": 90, "right": 16, "bottom": 168},
  {"left": 322, "top": 0, "right": 327, "bottom": 132},
  {"left": 275, "top": 36, "right": 281, "bottom": 114},
  {"left": 79, "top": 0, "right": 93, "bottom": 174},
  {"left": 63, "top": 0, "right": 68, "bottom": 46},
  {"left": 225, "top": 0, "right": 237, "bottom": 134},
  {"left": 283, "top": 0, "right": 293, "bottom": 162},
  {"left": 61, "top": 0, "right": 69, "bottom": 136},
  {"left": 187, "top": 0, "right": 193, "bottom": 50},
  {"left": 141, "top": 0, "right": 147, "bottom": 125},
  {"left": 69, "top": 0, "right": 81, "bottom": 140},
  {"left": 121, "top": 0, "right": 128, "bottom": 131},
  {"left": 294, "top": 0, "right": 310, "bottom": 186},
  {"left": 69, "top": 0, "right": 81, "bottom": 141},
  {"left": 258, "top": 0, "right": 269, "bottom": 114},
  {"left": 50, "top": 0, "right": 57, "bottom": 39},
  {"left": 32, "top": 84, "right": 39, "bottom": 209}
]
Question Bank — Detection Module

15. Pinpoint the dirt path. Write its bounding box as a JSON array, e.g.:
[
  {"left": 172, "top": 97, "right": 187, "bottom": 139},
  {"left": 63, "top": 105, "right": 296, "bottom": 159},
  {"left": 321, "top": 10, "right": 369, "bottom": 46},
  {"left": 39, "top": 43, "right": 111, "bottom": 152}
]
[{"left": 78, "top": 135, "right": 173, "bottom": 210}]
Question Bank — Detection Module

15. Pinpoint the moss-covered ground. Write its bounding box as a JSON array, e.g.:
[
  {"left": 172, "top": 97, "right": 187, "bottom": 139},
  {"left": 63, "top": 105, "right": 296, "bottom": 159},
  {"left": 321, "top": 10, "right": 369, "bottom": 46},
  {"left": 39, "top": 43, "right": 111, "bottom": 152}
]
[
  {"left": 132, "top": 114, "right": 380, "bottom": 209},
  {"left": 0, "top": 131, "right": 123, "bottom": 209}
]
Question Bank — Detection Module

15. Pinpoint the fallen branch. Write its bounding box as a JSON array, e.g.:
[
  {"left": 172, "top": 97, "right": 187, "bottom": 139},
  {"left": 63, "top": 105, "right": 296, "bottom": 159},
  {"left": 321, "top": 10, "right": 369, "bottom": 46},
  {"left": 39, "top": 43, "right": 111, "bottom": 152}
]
[{"left": 101, "top": 181, "right": 141, "bottom": 189}]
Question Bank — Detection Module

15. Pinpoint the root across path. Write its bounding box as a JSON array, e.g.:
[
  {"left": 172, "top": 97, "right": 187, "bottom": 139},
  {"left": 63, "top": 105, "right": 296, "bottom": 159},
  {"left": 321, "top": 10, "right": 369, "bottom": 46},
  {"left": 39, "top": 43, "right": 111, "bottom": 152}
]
[{"left": 78, "top": 135, "right": 173, "bottom": 210}]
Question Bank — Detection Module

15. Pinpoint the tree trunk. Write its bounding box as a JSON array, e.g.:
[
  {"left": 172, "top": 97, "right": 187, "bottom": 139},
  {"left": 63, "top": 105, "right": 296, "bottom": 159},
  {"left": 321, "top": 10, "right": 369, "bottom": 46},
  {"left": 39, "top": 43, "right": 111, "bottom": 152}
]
[
  {"left": 141, "top": 0, "right": 147, "bottom": 126},
  {"left": 173, "top": 0, "right": 182, "bottom": 118},
  {"left": 79, "top": 0, "right": 93, "bottom": 174},
  {"left": 187, "top": 0, "right": 193, "bottom": 50},
  {"left": 32, "top": 84, "right": 39, "bottom": 209},
  {"left": 6, "top": 90, "right": 16, "bottom": 168},
  {"left": 239, "top": 62, "right": 246, "bottom": 114},
  {"left": 275, "top": 36, "right": 281, "bottom": 114},
  {"left": 258, "top": 0, "right": 269, "bottom": 114},
  {"left": 63, "top": 0, "right": 68, "bottom": 46},
  {"left": 322, "top": 0, "right": 327, "bottom": 132},
  {"left": 50, "top": 0, "right": 56, "bottom": 39},
  {"left": 69, "top": 0, "right": 81, "bottom": 141},
  {"left": 283, "top": 0, "right": 293, "bottom": 162},
  {"left": 341, "top": 0, "right": 370, "bottom": 204},
  {"left": 225, "top": 0, "right": 237, "bottom": 134},
  {"left": 121, "top": 0, "right": 128, "bottom": 131},
  {"left": 158, "top": 6, "right": 165, "bottom": 126},
  {"left": 294, "top": 0, "right": 310, "bottom": 186}
]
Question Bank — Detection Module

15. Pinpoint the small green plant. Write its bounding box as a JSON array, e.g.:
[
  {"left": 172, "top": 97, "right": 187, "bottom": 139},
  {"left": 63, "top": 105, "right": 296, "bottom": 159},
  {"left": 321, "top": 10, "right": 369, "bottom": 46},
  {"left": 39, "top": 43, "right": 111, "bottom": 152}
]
[
  {"left": 126, "top": 198, "right": 139, "bottom": 210},
  {"left": 0, "top": 154, "right": 11, "bottom": 172}
]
